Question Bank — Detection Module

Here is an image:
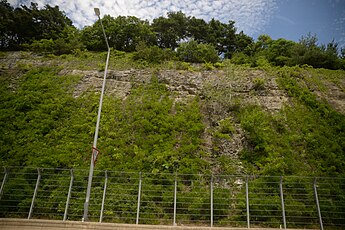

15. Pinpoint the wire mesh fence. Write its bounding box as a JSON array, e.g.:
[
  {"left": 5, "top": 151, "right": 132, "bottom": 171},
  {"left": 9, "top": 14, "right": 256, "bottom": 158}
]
[{"left": 0, "top": 167, "right": 344, "bottom": 229}]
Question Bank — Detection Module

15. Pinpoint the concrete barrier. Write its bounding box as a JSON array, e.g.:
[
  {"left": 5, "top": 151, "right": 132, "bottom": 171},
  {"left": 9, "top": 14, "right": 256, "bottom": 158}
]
[{"left": 0, "top": 219, "right": 317, "bottom": 230}]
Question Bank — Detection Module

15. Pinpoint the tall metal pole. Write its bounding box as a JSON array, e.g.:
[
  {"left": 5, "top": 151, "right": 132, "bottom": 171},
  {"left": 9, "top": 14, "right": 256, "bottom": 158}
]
[{"left": 83, "top": 8, "right": 110, "bottom": 222}]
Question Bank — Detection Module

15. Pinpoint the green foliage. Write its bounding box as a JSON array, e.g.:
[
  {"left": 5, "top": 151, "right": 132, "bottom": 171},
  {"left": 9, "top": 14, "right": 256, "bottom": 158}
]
[
  {"left": 96, "top": 77, "right": 208, "bottom": 174},
  {"left": 252, "top": 77, "right": 266, "bottom": 90},
  {"left": 133, "top": 42, "right": 176, "bottom": 64},
  {"left": 177, "top": 40, "right": 219, "bottom": 63},
  {"left": 207, "top": 19, "right": 237, "bottom": 57},
  {"left": 24, "top": 39, "right": 54, "bottom": 53},
  {"left": 230, "top": 52, "right": 252, "bottom": 66},
  {"left": 0, "top": 1, "right": 73, "bottom": 50},
  {"left": 1, "top": 50, "right": 345, "bottom": 227},
  {"left": 255, "top": 56, "right": 271, "bottom": 69},
  {"left": 237, "top": 66, "right": 345, "bottom": 177},
  {"left": 152, "top": 11, "right": 189, "bottom": 50},
  {"left": 82, "top": 15, "right": 156, "bottom": 52},
  {"left": 24, "top": 27, "right": 85, "bottom": 55},
  {"left": 202, "top": 62, "right": 215, "bottom": 70},
  {"left": 213, "top": 62, "right": 225, "bottom": 68},
  {"left": 1, "top": 0, "right": 344, "bottom": 70},
  {"left": 175, "top": 61, "right": 195, "bottom": 71},
  {"left": 0, "top": 67, "right": 91, "bottom": 167},
  {"left": 214, "top": 118, "right": 235, "bottom": 140},
  {"left": 231, "top": 33, "right": 344, "bottom": 70},
  {"left": 235, "top": 31, "right": 254, "bottom": 55},
  {"left": 265, "top": 38, "right": 295, "bottom": 66},
  {"left": 0, "top": 64, "right": 209, "bottom": 173}
]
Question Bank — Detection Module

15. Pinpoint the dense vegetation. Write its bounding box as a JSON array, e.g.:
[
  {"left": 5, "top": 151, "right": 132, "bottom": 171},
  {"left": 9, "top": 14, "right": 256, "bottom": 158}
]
[
  {"left": 0, "top": 51, "right": 344, "bottom": 179},
  {"left": 0, "top": 51, "right": 344, "bottom": 227},
  {"left": 0, "top": 59, "right": 210, "bottom": 174},
  {"left": 1, "top": 1, "right": 345, "bottom": 226},
  {"left": 1, "top": 0, "right": 345, "bottom": 69},
  {"left": 238, "top": 67, "right": 345, "bottom": 176}
]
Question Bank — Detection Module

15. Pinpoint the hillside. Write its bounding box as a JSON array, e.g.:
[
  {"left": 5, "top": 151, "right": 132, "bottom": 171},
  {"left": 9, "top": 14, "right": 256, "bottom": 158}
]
[{"left": 1, "top": 51, "right": 345, "bottom": 177}]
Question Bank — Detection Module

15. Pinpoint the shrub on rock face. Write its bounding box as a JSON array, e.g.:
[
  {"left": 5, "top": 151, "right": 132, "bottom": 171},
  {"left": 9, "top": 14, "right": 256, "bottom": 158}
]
[
  {"left": 177, "top": 40, "right": 219, "bottom": 63},
  {"left": 133, "top": 42, "right": 176, "bottom": 64}
]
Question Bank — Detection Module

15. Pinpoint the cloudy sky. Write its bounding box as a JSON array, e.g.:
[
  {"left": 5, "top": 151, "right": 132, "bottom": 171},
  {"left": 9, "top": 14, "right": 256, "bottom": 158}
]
[{"left": 8, "top": 0, "right": 345, "bottom": 47}]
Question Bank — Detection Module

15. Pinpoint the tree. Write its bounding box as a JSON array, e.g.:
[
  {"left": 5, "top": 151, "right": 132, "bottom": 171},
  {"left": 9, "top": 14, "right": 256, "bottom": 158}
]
[
  {"left": 266, "top": 38, "right": 295, "bottom": 66},
  {"left": 234, "top": 31, "right": 254, "bottom": 55},
  {"left": 341, "top": 47, "right": 345, "bottom": 59},
  {"left": 82, "top": 15, "right": 156, "bottom": 52},
  {"left": 299, "top": 32, "right": 318, "bottom": 48},
  {"left": 36, "top": 4, "right": 73, "bottom": 40},
  {"left": 187, "top": 17, "right": 209, "bottom": 43},
  {"left": 255, "top": 34, "right": 273, "bottom": 52},
  {"left": 0, "top": 1, "right": 74, "bottom": 50},
  {"left": 0, "top": 0, "right": 14, "bottom": 50},
  {"left": 152, "top": 11, "right": 189, "bottom": 49},
  {"left": 206, "top": 19, "right": 237, "bottom": 57},
  {"left": 291, "top": 34, "right": 341, "bottom": 69},
  {"left": 16, "top": 3, "right": 73, "bottom": 44},
  {"left": 108, "top": 16, "right": 156, "bottom": 52},
  {"left": 80, "top": 23, "right": 105, "bottom": 51}
]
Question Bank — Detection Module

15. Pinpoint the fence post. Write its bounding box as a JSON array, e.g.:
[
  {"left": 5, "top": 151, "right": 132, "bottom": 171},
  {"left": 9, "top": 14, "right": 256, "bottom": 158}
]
[
  {"left": 0, "top": 167, "right": 8, "bottom": 200},
  {"left": 246, "top": 176, "right": 250, "bottom": 229},
  {"left": 136, "top": 172, "right": 142, "bottom": 225},
  {"left": 210, "top": 175, "right": 213, "bottom": 227},
  {"left": 314, "top": 178, "right": 324, "bottom": 230},
  {"left": 99, "top": 170, "right": 108, "bottom": 223},
  {"left": 28, "top": 168, "right": 41, "bottom": 219},
  {"left": 173, "top": 173, "right": 177, "bottom": 226},
  {"left": 64, "top": 169, "right": 74, "bottom": 221},
  {"left": 280, "top": 176, "right": 286, "bottom": 229}
]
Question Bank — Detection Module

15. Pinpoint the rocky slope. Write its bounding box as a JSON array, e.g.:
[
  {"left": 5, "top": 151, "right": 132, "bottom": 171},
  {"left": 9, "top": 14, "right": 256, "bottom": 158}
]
[{"left": 1, "top": 52, "right": 345, "bottom": 175}]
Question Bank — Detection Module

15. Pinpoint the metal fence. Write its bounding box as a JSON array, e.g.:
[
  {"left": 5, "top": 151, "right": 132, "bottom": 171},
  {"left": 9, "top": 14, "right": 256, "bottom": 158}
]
[{"left": 0, "top": 167, "right": 344, "bottom": 229}]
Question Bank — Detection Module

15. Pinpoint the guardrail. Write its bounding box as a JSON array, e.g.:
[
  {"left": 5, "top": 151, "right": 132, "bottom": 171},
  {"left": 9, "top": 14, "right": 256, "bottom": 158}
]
[{"left": 0, "top": 167, "right": 344, "bottom": 229}]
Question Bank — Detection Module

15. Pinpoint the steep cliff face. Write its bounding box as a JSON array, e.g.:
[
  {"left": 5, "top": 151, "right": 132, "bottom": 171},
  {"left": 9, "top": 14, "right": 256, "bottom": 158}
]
[
  {"left": 70, "top": 68, "right": 290, "bottom": 110},
  {"left": 64, "top": 67, "right": 292, "bottom": 174},
  {"left": 64, "top": 65, "right": 345, "bottom": 175},
  {"left": 1, "top": 52, "right": 345, "bottom": 176}
]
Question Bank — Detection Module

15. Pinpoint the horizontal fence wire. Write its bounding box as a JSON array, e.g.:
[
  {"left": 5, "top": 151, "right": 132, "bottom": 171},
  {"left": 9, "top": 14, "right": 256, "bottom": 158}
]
[{"left": 0, "top": 166, "right": 344, "bottom": 229}]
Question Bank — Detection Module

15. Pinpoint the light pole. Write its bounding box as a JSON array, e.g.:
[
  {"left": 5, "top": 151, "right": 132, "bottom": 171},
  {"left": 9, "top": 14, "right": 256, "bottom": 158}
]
[{"left": 83, "top": 8, "right": 110, "bottom": 222}]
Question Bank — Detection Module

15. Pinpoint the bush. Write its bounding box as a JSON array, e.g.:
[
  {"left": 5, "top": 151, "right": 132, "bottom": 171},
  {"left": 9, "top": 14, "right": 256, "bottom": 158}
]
[
  {"left": 230, "top": 52, "right": 252, "bottom": 65},
  {"left": 202, "top": 62, "right": 214, "bottom": 70},
  {"left": 26, "top": 37, "right": 85, "bottom": 55},
  {"left": 176, "top": 61, "right": 195, "bottom": 71},
  {"left": 255, "top": 56, "right": 271, "bottom": 68},
  {"left": 177, "top": 40, "right": 219, "bottom": 63},
  {"left": 27, "top": 39, "right": 55, "bottom": 53},
  {"left": 252, "top": 77, "right": 266, "bottom": 90},
  {"left": 213, "top": 62, "right": 225, "bottom": 68},
  {"left": 133, "top": 43, "right": 176, "bottom": 64}
]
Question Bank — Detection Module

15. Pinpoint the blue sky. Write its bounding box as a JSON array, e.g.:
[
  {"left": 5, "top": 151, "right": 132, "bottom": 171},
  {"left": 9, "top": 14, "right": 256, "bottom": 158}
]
[
  {"left": 9, "top": 0, "right": 345, "bottom": 47},
  {"left": 263, "top": 0, "right": 345, "bottom": 47}
]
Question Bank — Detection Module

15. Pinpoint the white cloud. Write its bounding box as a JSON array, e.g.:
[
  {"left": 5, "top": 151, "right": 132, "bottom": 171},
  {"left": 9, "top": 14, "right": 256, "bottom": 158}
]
[
  {"left": 276, "top": 15, "right": 295, "bottom": 25},
  {"left": 333, "top": 10, "right": 345, "bottom": 48},
  {"left": 10, "top": 0, "right": 278, "bottom": 36}
]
